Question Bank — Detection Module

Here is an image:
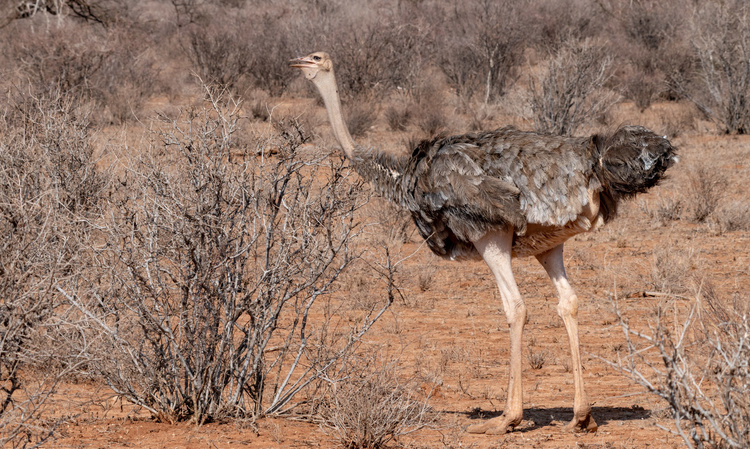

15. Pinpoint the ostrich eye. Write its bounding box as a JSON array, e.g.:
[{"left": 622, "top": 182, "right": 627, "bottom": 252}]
[{"left": 312, "top": 55, "right": 321, "bottom": 61}]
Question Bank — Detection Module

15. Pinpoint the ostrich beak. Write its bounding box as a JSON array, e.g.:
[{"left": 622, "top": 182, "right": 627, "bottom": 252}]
[{"left": 289, "top": 56, "right": 316, "bottom": 68}]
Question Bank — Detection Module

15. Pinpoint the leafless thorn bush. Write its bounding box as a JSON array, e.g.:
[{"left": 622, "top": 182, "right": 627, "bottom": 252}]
[
  {"left": 0, "top": 92, "right": 104, "bottom": 447},
  {"left": 1, "top": 0, "right": 110, "bottom": 28},
  {"left": 613, "top": 1, "right": 687, "bottom": 112},
  {"left": 530, "top": 38, "right": 616, "bottom": 136},
  {"left": 671, "top": 0, "right": 750, "bottom": 134},
  {"left": 608, "top": 283, "right": 750, "bottom": 449},
  {"left": 319, "top": 355, "right": 435, "bottom": 449},
  {"left": 685, "top": 167, "right": 726, "bottom": 223},
  {"left": 408, "top": 83, "right": 450, "bottom": 139},
  {"left": 438, "top": 0, "right": 525, "bottom": 104},
  {"left": 326, "top": 18, "right": 428, "bottom": 99},
  {"left": 184, "top": 13, "right": 297, "bottom": 96},
  {"left": 184, "top": 20, "right": 251, "bottom": 90},
  {"left": 65, "top": 88, "right": 395, "bottom": 425}
]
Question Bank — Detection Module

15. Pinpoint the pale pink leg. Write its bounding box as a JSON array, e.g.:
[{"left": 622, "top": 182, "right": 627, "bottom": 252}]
[
  {"left": 536, "top": 244, "right": 597, "bottom": 432},
  {"left": 466, "top": 230, "right": 526, "bottom": 434}
]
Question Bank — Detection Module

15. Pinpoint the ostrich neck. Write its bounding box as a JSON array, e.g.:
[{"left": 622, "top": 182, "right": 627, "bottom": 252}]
[
  {"left": 314, "top": 72, "right": 355, "bottom": 158},
  {"left": 313, "top": 70, "right": 412, "bottom": 210}
]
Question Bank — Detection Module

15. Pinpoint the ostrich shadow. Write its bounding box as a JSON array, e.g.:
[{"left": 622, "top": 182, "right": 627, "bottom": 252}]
[{"left": 460, "top": 405, "right": 651, "bottom": 432}]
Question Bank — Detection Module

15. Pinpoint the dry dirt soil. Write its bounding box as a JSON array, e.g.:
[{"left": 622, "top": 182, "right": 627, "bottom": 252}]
[{"left": 45, "top": 101, "right": 750, "bottom": 449}]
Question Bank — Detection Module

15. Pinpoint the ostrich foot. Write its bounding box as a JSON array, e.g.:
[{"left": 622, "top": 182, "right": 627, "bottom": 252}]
[
  {"left": 565, "top": 413, "right": 598, "bottom": 433},
  {"left": 466, "top": 415, "right": 522, "bottom": 435}
]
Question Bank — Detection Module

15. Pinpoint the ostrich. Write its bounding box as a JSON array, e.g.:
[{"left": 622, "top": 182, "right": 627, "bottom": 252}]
[{"left": 290, "top": 52, "right": 676, "bottom": 434}]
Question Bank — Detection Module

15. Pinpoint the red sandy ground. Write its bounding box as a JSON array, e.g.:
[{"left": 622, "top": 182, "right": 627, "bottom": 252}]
[{"left": 44, "top": 105, "right": 750, "bottom": 449}]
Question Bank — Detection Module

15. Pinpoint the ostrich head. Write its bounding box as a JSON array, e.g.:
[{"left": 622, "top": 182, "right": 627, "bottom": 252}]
[
  {"left": 289, "top": 51, "right": 354, "bottom": 156},
  {"left": 289, "top": 52, "right": 333, "bottom": 83}
]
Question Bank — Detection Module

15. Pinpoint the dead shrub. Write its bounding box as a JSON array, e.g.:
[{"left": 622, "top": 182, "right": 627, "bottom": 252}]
[
  {"left": 0, "top": 93, "right": 103, "bottom": 447},
  {"left": 416, "top": 108, "right": 448, "bottom": 139},
  {"left": 614, "top": 1, "right": 687, "bottom": 111},
  {"left": 611, "top": 283, "right": 750, "bottom": 449},
  {"left": 385, "top": 103, "right": 411, "bottom": 132},
  {"left": 8, "top": 22, "right": 109, "bottom": 98},
  {"left": 530, "top": 38, "right": 616, "bottom": 136},
  {"left": 672, "top": 0, "right": 750, "bottom": 134},
  {"left": 685, "top": 167, "right": 726, "bottom": 222},
  {"left": 66, "top": 89, "right": 395, "bottom": 424},
  {"left": 325, "top": 16, "right": 427, "bottom": 99},
  {"left": 655, "top": 197, "right": 683, "bottom": 225},
  {"left": 438, "top": 0, "right": 526, "bottom": 103},
  {"left": 319, "top": 355, "right": 434, "bottom": 449},
  {"left": 93, "top": 24, "right": 164, "bottom": 124},
  {"left": 531, "top": 0, "right": 603, "bottom": 52},
  {"left": 345, "top": 97, "right": 378, "bottom": 138},
  {"left": 410, "top": 84, "right": 449, "bottom": 138},
  {"left": 184, "top": 20, "right": 251, "bottom": 90}
]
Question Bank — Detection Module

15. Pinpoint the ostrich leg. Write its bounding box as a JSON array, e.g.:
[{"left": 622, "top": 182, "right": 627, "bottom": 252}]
[
  {"left": 535, "top": 244, "right": 598, "bottom": 432},
  {"left": 467, "top": 230, "right": 527, "bottom": 434}
]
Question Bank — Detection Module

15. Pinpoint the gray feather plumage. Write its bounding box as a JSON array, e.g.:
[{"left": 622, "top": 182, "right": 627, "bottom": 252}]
[{"left": 351, "top": 125, "right": 676, "bottom": 260}]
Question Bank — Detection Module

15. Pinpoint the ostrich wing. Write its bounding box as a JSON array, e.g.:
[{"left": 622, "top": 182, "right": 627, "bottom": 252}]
[
  {"left": 409, "top": 140, "right": 526, "bottom": 254},
  {"left": 405, "top": 127, "right": 601, "bottom": 258},
  {"left": 477, "top": 127, "right": 600, "bottom": 227}
]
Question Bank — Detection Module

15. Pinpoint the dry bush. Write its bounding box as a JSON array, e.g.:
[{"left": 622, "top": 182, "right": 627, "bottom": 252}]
[
  {"left": 323, "top": 14, "right": 428, "bottom": 99},
  {"left": 184, "top": 20, "right": 251, "bottom": 90},
  {"left": 345, "top": 96, "right": 378, "bottom": 138},
  {"left": 92, "top": 23, "right": 164, "bottom": 123},
  {"left": 0, "top": 93, "right": 104, "bottom": 447},
  {"left": 530, "top": 38, "right": 616, "bottom": 136},
  {"left": 685, "top": 167, "right": 726, "bottom": 223},
  {"left": 611, "top": 1, "right": 689, "bottom": 111},
  {"left": 7, "top": 23, "right": 109, "bottom": 98},
  {"left": 611, "top": 284, "right": 750, "bottom": 449},
  {"left": 4, "top": 19, "right": 164, "bottom": 124},
  {"left": 415, "top": 108, "right": 448, "bottom": 139},
  {"left": 671, "top": 0, "right": 750, "bottom": 134},
  {"left": 642, "top": 196, "right": 683, "bottom": 226},
  {"left": 182, "top": 9, "right": 297, "bottom": 96},
  {"left": 410, "top": 83, "right": 449, "bottom": 139},
  {"left": 530, "top": 0, "right": 602, "bottom": 52},
  {"left": 437, "top": 0, "right": 526, "bottom": 103},
  {"left": 384, "top": 102, "right": 411, "bottom": 132},
  {"left": 656, "top": 198, "right": 683, "bottom": 224},
  {"left": 0, "top": 0, "right": 112, "bottom": 28},
  {"left": 319, "top": 355, "right": 434, "bottom": 449},
  {"left": 66, "top": 89, "right": 395, "bottom": 424}
]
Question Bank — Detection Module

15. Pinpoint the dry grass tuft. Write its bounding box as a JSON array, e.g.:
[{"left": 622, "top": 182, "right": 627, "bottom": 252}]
[
  {"left": 685, "top": 167, "right": 726, "bottom": 222},
  {"left": 527, "top": 348, "right": 550, "bottom": 370},
  {"left": 319, "top": 357, "right": 434, "bottom": 449},
  {"left": 713, "top": 200, "right": 750, "bottom": 233}
]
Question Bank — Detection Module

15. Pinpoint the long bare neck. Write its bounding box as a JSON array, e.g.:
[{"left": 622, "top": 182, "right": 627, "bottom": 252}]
[
  {"left": 311, "top": 67, "right": 412, "bottom": 209},
  {"left": 312, "top": 70, "right": 355, "bottom": 158}
]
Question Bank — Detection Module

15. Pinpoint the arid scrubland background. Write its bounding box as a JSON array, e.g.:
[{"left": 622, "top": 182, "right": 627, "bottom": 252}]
[{"left": 1, "top": 0, "right": 750, "bottom": 448}]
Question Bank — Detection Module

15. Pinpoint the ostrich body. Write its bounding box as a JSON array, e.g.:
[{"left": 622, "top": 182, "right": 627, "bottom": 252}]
[{"left": 291, "top": 52, "right": 676, "bottom": 434}]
